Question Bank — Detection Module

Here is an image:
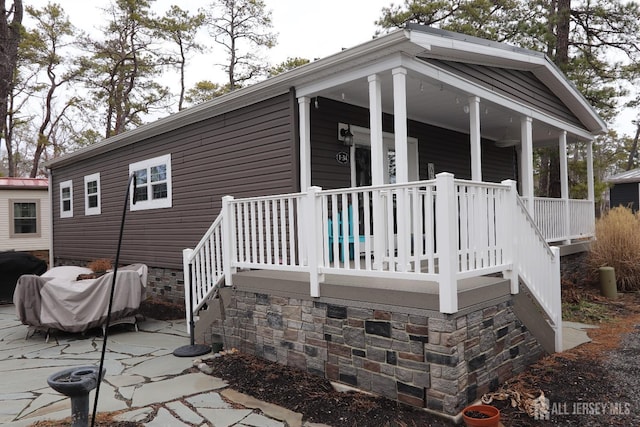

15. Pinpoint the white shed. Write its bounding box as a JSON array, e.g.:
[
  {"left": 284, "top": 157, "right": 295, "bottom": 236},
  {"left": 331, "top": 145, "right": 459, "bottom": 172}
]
[{"left": 0, "top": 178, "right": 50, "bottom": 258}]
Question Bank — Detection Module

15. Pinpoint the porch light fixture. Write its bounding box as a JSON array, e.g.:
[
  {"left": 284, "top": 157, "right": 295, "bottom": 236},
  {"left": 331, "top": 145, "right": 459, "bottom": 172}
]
[
  {"left": 495, "top": 126, "right": 520, "bottom": 147},
  {"left": 338, "top": 123, "right": 354, "bottom": 146}
]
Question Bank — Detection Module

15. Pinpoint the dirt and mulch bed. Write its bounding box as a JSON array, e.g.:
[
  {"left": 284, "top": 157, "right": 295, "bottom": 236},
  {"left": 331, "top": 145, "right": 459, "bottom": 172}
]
[
  {"left": 489, "top": 252, "right": 640, "bottom": 426},
  {"left": 30, "top": 414, "right": 142, "bottom": 427},
  {"left": 138, "top": 297, "right": 186, "bottom": 320},
  {"left": 204, "top": 351, "right": 456, "bottom": 426},
  {"left": 197, "top": 253, "right": 640, "bottom": 426}
]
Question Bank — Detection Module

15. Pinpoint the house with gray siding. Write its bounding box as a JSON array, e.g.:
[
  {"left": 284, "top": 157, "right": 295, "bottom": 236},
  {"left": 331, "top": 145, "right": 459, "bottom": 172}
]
[
  {"left": 606, "top": 168, "right": 640, "bottom": 212},
  {"left": 46, "top": 25, "right": 605, "bottom": 417}
]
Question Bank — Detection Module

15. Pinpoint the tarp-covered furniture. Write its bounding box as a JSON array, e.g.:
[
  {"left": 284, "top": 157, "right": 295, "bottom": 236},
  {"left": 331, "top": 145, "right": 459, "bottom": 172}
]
[{"left": 14, "top": 264, "right": 147, "bottom": 338}]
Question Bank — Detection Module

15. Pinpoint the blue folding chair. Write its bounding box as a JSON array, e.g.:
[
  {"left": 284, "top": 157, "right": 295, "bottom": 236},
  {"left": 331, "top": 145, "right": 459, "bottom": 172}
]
[{"left": 328, "top": 206, "right": 366, "bottom": 262}]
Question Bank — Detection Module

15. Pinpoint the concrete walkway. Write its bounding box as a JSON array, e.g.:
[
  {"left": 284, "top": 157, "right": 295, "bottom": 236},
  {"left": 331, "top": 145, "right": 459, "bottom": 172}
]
[
  {"left": 562, "top": 321, "right": 598, "bottom": 351},
  {"left": 0, "top": 304, "right": 324, "bottom": 427}
]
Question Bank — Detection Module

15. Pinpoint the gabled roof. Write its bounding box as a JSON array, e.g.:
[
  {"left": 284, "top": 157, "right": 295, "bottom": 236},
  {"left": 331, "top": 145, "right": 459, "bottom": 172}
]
[
  {"left": 605, "top": 169, "right": 640, "bottom": 184},
  {"left": 46, "top": 25, "right": 606, "bottom": 168},
  {"left": 405, "top": 25, "right": 606, "bottom": 134},
  {"left": 0, "top": 177, "right": 48, "bottom": 190}
]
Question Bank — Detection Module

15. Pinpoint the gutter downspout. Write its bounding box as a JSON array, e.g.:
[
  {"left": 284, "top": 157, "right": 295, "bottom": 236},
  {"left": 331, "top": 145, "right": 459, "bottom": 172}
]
[{"left": 47, "top": 168, "right": 54, "bottom": 268}]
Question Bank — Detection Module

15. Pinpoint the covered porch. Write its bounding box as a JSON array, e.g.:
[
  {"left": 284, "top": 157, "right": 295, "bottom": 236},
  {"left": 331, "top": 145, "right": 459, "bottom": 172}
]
[
  {"left": 184, "top": 174, "right": 565, "bottom": 353},
  {"left": 296, "top": 27, "right": 599, "bottom": 247},
  {"left": 183, "top": 28, "right": 607, "bottom": 357}
]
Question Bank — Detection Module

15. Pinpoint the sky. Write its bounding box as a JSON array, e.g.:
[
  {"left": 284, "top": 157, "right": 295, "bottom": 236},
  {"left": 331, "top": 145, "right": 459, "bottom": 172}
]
[
  {"left": 22, "top": 0, "right": 638, "bottom": 138},
  {"left": 26, "top": 0, "right": 393, "bottom": 80}
]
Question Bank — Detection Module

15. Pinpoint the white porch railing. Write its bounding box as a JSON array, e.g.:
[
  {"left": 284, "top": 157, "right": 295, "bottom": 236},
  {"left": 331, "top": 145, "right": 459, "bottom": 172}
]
[
  {"left": 569, "top": 199, "right": 595, "bottom": 239},
  {"left": 532, "top": 197, "right": 595, "bottom": 242},
  {"left": 184, "top": 173, "right": 568, "bottom": 351},
  {"left": 511, "top": 188, "right": 563, "bottom": 351},
  {"left": 182, "top": 214, "right": 224, "bottom": 320}
]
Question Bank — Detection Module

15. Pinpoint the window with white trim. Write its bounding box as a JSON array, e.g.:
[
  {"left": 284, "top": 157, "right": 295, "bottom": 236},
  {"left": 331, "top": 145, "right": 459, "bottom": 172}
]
[
  {"left": 129, "top": 154, "right": 172, "bottom": 211},
  {"left": 60, "top": 180, "right": 73, "bottom": 218},
  {"left": 10, "top": 199, "right": 40, "bottom": 237},
  {"left": 84, "top": 173, "right": 101, "bottom": 215}
]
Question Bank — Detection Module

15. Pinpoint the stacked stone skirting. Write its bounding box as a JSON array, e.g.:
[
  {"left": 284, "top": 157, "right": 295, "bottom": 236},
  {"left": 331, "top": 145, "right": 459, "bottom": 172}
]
[
  {"left": 221, "top": 289, "right": 543, "bottom": 416},
  {"left": 54, "top": 258, "right": 185, "bottom": 304}
]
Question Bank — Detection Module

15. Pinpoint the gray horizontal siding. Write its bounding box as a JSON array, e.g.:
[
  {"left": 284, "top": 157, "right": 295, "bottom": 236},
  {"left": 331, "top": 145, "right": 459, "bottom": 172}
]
[
  {"left": 51, "top": 92, "right": 297, "bottom": 269},
  {"left": 610, "top": 183, "right": 639, "bottom": 212},
  {"left": 425, "top": 59, "right": 583, "bottom": 128}
]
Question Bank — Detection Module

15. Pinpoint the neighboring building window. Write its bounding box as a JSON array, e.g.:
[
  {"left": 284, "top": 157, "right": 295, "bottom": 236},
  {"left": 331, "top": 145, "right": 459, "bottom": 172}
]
[
  {"left": 60, "top": 180, "right": 73, "bottom": 218},
  {"left": 129, "top": 154, "right": 172, "bottom": 211},
  {"left": 84, "top": 173, "right": 101, "bottom": 215},
  {"left": 10, "top": 199, "right": 40, "bottom": 237}
]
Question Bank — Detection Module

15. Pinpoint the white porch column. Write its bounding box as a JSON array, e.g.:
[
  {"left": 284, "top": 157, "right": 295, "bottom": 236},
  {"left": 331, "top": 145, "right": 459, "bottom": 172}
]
[
  {"left": 587, "top": 139, "right": 595, "bottom": 202},
  {"left": 521, "top": 117, "right": 535, "bottom": 217},
  {"left": 469, "top": 96, "right": 482, "bottom": 181},
  {"left": 221, "top": 195, "right": 236, "bottom": 287},
  {"left": 298, "top": 97, "right": 311, "bottom": 191},
  {"left": 369, "top": 74, "right": 385, "bottom": 269},
  {"left": 369, "top": 75, "right": 385, "bottom": 185},
  {"left": 436, "top": 172, "right": 458, "bottom": 313},
  {"left": 392, "top": 68, "right": 409, "bottom": 183},
  {"left": 182, "top": 248, "right": 194, "bottom": 332},
  {"left": 559, "top": 131, "right": 571, "bottom": 244},
  {"left": 392, "top": 68, "right": 410, "bottom": 271},
  {"left": 306, "top": 186, "right": 324, "bottom": 297}
]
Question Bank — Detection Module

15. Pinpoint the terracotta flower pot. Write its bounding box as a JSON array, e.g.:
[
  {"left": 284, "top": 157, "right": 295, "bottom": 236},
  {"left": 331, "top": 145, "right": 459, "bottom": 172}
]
[{"left": 462, "top": 404, "right": 500, "bottom": 427}]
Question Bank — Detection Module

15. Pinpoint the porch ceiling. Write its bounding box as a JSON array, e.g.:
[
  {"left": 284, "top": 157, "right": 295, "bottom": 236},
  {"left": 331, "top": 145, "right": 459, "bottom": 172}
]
[{"left": 314, "top": 67, "right": 574, "bottom": 148}]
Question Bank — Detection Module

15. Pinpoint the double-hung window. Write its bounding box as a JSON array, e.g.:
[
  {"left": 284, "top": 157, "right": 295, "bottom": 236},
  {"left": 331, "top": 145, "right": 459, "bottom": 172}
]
[
  {"left": 10, "top": 200, "right": 40, "bottom": 237},
  {"left": 60, "top": 180, "right": 73, "bottom": 218},
  {"left": 84, "top": 173, "right": 101, "bottom": 215},
  {"left": 129, "top": 154, "right": 172, "bottom": 211}
]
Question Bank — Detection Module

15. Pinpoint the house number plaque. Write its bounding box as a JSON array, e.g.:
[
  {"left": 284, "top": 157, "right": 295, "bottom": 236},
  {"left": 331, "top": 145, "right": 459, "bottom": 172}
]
[{"left": 336, "top": 152, "right": 349, "bottom": 165}]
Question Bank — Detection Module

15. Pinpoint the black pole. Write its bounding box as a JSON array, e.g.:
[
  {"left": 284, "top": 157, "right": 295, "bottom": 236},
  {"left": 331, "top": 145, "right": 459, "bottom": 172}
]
[{"left": 90, "top": 173, "right": 136, "bottom": 427}]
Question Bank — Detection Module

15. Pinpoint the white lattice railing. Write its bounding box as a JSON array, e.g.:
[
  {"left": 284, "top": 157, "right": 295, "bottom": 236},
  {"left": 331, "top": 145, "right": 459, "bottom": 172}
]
[{"left": 184, "top": 173, "right": 568, "bottom": 350}]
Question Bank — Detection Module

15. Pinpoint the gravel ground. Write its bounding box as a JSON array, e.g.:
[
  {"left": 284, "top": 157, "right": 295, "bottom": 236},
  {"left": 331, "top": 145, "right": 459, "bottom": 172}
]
[{"left": 602, "top": 325, "right": 640, "bottom": 425}]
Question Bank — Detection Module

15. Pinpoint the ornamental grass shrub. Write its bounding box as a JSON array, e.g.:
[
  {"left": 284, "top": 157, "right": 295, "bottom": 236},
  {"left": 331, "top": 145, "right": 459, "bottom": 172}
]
[{"left": 588, "top": 206, "right": 640, "bottom": 291}]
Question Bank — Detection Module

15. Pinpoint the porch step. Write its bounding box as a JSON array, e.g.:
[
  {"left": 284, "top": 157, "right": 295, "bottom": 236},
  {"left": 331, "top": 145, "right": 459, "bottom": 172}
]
[
  {"left": 511, "top": 281, "right": 556, "bottom": 354},
  {"left": 232, "top": 270, "right": 510, "bottom": 312},
  {"left": 193, "top": 286, "right": 232, "bottom": 346},
  {"left": 556, "top": 240, "right": 591, "bottom": 256}
]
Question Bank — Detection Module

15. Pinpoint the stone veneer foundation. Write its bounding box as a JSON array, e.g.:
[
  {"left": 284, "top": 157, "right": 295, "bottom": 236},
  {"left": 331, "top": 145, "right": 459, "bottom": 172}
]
[
  {"left": 221, "top": 288, "right": 544, "bottom": 416},
  {"left": 54, "top": 258, "right": 185, "bottom": 304}
]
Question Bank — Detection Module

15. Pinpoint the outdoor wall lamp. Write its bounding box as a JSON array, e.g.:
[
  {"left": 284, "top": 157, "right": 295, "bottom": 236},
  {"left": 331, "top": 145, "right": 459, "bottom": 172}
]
[{"left": 338, "top": 123, "right": 354, "bottom": 146}]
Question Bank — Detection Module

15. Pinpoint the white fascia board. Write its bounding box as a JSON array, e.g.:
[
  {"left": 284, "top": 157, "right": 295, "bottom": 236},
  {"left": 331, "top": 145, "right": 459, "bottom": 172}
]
[
  {"left": 410, "top": 31, "right": 542, "bottom": 66},
  {"left": 410, "top": 31, "right": 606, "bottom": 134},
  {"left": 296, "top": 53, "right": 405, "bottom": 97},
  {"left": 533, "top": 59, "right": 607, "bottom": 133},
  {"left": 407, "top": 58, "right": 596, "bottom": 141}
]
